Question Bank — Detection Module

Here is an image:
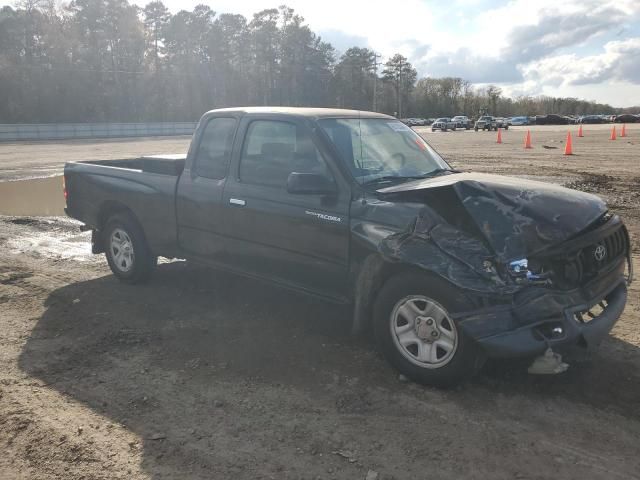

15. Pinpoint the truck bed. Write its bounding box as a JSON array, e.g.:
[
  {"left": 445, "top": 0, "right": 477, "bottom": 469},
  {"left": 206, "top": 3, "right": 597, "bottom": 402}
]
[
  {"left": 81, "top": 154, "right": 186, "bottom": 176},
  {"left": 64, "top": 154, "right": 187, "bottom": 257}
]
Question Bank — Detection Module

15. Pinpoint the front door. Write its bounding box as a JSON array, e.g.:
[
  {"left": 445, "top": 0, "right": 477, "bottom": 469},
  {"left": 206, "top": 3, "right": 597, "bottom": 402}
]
[{"left": 222, "top": 117, "right": 350, "bottom": 300}]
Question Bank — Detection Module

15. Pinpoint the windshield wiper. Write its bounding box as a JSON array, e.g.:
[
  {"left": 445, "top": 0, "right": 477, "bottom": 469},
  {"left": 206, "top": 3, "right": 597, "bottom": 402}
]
[
  {"left": 408, "top": 168, "right": 458, "bottom": 179},
  {"left": 361, "top": 169, "right": 458, "bottom": 186},
  {"left": 360, "top": 175, "right": 409, "bottom": 186}
]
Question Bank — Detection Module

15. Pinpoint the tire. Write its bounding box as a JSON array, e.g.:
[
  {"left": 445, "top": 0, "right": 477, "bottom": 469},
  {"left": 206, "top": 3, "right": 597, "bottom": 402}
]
[
  {"left": 432, "top": 128, "right": 436, "bottom": 132},
  {"left": 104, "top": 213, "right": 157, "bottom": 284},
  {"left": 373, "top": 272, "right": 483, "bottom": 387},
  {"left": 474, "top": 127, "right": 478, "bottom": 131},
  {"left": 504, "top": 125, "right": 509, "bottom": 130},
  {"left": 452, "top": 126, "right": 457, "bottom": 131}
]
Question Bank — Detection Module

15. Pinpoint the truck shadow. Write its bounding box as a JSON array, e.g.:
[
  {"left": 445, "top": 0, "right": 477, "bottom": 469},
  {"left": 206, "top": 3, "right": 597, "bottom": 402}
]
[{"left": 18, "top": 261, "right": 640, "bottom": 478}]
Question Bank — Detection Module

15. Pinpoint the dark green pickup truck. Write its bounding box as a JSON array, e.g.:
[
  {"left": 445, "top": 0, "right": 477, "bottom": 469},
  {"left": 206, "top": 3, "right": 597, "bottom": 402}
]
[{"left": 64, "top": 107, "right": 632, "bottom": 386}]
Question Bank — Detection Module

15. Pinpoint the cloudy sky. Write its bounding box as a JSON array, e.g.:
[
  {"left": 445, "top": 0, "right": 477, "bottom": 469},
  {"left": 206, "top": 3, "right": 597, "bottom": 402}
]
[{"left": 144, "top": 0, "right": 639, "bottom": 107}]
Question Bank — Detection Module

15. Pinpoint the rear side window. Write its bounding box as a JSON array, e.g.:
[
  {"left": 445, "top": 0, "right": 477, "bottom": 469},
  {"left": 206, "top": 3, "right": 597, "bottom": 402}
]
[
  {"left": 239, "top": 120, "right": 329, "bottom": 189},
  {"left": 194, "top": 117, "right": 236, "bottom": 179}
]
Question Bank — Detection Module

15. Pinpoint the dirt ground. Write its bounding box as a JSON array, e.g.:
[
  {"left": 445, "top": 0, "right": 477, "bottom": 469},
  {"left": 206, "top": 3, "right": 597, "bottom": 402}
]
[{"left": 1, "top": 124, "right": 639, "bottom": 479}]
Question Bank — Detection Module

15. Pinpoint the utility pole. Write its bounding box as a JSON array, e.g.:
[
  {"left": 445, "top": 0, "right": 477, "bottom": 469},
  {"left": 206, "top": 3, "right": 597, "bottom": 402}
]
[{"left": 372, "top": 52, "right": 382, "bottom": 112}]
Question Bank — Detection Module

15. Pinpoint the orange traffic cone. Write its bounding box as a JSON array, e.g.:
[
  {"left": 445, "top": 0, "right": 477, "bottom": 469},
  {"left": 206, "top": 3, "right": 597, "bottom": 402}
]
[
  {"left": 564, "top": 132, "right": 573, "bottom": 155},
  {"left": 524, "top": 130, "right": 532, "bottom": 149},
  {"left": 610, "top": 126, "right": 617, "bottom": 140},
  {"left": 621, "top": 124, "right": 627, "bottom": 137},
  {"left": 577, "top": 124, "right": 583, "bottom": 137},
  {"left": 497, "top": 129, "right": 502, "bottom": 144}
]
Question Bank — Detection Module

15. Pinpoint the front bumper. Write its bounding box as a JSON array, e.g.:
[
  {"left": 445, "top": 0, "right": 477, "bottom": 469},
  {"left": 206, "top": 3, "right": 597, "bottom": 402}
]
[{"left": 456, "top": 259, "right": 629, "bottom": 358}]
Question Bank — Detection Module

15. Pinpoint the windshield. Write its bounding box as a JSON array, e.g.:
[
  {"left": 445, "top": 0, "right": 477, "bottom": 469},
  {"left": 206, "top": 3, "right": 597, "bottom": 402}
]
[{"left": 318, "top": 118, "right": 451, "bottom": 185}]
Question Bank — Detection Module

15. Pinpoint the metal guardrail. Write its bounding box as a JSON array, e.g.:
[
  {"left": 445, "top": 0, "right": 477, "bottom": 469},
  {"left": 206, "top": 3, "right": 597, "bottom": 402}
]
[{"left": 0, "top": 122, "right": 198, "bottom": 141}]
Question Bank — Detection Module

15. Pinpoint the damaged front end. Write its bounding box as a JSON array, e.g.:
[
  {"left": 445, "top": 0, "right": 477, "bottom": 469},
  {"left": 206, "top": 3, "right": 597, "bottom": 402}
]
[{"left": 369, "top": 173, "right": 632, "bottom": 359}]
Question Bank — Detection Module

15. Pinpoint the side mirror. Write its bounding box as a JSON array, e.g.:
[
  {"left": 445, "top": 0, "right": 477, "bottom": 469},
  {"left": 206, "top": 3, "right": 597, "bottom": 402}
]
[{"left": 287, "top": 172, "right": 337, "bottom": 195}]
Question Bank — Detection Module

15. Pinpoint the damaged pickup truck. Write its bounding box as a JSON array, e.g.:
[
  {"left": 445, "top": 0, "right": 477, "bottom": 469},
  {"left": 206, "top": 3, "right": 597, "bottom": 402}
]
[{"left": 64, "top": 107, "right": 633, "bottom": 386}]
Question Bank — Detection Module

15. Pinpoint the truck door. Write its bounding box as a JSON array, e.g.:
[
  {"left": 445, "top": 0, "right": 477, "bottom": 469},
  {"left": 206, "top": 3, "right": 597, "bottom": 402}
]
[
  {"left": 222, "top": 116, "right": 351, "bottom": 300},
  {"left": 176, "top": 115, "right": 238, "bottom": 262}
]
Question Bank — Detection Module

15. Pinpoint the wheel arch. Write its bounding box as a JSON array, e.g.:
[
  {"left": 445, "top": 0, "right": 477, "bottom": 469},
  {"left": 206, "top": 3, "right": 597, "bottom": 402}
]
[
  {"left": 93, "top": 201, "right": 147, "bottom": 254},
  {"left": 351, "top": 254, "right": 473, "bottom": 335}
]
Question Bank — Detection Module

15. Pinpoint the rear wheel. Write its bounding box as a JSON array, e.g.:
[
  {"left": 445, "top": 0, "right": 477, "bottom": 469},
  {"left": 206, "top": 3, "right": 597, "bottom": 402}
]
[
  {"left": 104, "top": 213, "right": 157, "bottom": 284},
  {"left": 373, "top": 273, "right": 483, "bottom": 387}
]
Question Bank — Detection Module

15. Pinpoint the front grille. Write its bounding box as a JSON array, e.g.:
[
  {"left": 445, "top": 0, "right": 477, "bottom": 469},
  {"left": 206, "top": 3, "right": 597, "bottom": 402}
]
[
  {"left": 602, "top": 227, "right": 627, "bottom": 261},
  {"left": 530, "top": 225, "right": 627, "bottom": 290},
  {"left": 581, "top": 227, "right": 627, "bottom": 273}
]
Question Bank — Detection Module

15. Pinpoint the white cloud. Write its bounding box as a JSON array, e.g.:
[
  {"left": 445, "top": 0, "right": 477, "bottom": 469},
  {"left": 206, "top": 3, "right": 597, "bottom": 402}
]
[
  {"left": 522, "top": 37, "right": 640, "bottom": 86},
  {"left": 159, "top": 0, "right": 437, "bottom": 57}
]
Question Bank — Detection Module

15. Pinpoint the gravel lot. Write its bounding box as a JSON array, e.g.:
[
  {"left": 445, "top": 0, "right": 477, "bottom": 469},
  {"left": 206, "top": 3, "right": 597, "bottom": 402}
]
[{"left": 1, "top": 123, "right": 639, "bottom": 479}]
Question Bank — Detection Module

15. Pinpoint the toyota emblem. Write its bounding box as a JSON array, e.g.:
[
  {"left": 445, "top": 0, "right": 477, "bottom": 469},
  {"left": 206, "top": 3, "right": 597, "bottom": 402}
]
[{"left": 594, "top": 244, "right": 607, "bottom": 262}]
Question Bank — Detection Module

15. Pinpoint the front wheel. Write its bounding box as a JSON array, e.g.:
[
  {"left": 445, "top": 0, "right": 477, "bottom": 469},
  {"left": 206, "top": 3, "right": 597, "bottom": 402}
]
[
  {"left": 104, "top": 213, "right": 157, "bottom": 284},
  {"left": 373, "top": 273, "right": 483, "bottom": 387}
]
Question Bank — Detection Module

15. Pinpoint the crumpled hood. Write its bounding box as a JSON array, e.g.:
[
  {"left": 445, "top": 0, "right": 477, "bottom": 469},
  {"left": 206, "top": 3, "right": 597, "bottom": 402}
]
[{"left": 377, "top": 172, "right": 607, "bottom": 261}]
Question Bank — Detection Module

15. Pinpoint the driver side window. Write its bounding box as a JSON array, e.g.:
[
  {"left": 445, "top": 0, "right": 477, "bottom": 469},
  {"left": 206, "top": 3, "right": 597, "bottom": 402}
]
[{"left": 239, "top": 120, "right": 332, "bottom": 189}]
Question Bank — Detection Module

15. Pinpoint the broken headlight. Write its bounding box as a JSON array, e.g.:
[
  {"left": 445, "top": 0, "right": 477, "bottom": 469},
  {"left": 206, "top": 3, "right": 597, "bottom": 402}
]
[{"left": 507, "top": 258, "right": 551, "bottom": 285}]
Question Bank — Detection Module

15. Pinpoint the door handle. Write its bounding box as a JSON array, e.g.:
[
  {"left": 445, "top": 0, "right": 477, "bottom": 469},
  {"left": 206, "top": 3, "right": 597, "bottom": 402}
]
[{"left": 229, "top": 198, "right": 246, "bottom": 206}]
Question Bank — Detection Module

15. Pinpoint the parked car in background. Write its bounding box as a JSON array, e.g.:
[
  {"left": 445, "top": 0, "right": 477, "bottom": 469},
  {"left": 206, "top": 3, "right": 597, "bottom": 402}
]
[
  {"left": 614, "top": 114, "right": 638, "bottom": 123},
  {"left": 535, "top": 114, "right": 571, "bottom": 125},
  {"left": 408, "top": 118, "right": 428, "bottom": 127},
  {"left": 474, "top": 116, "right": 497, "bottom": 131},
  {"left": 495, "top": 118, "right": 510, "bottom": 129},
  {"left": 579, "top": 115, "right": 607, "bottom": 124},
  {"left": 431, "top": 118, "right": 457, "bottom": 131},
  {"left": 509, "top": 116, "right": 529, "bottom": 126},
  {"left": 451, "top": 116, "right": 471, "bottom": 129},
  {"left": 424, "top": 118, "right": 435, "bottom": 126}
]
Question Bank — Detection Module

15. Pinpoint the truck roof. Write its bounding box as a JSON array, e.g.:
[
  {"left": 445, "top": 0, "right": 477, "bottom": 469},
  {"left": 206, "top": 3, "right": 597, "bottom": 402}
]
[{"left": 202, "top": 106, "right": 394, "bottom": 120}]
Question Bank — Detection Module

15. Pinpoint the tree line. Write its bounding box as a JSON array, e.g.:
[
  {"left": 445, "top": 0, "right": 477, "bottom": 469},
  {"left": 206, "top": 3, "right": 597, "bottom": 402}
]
[{"left": 0, "top": 0, "right": 626, "bottom": 123}]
